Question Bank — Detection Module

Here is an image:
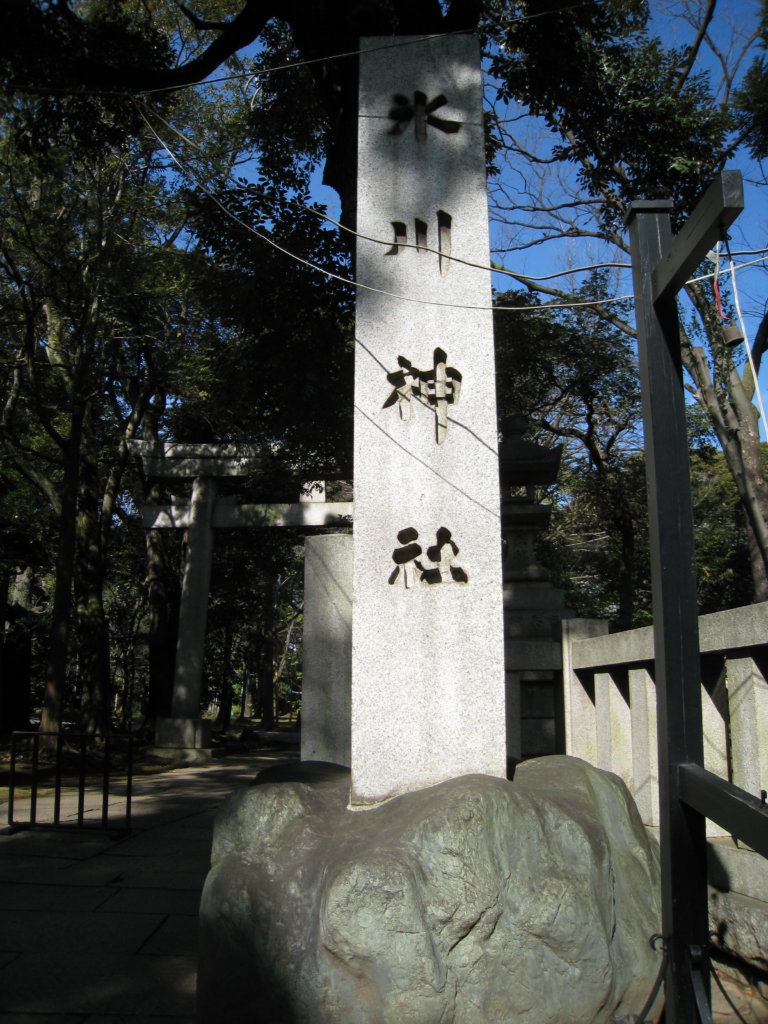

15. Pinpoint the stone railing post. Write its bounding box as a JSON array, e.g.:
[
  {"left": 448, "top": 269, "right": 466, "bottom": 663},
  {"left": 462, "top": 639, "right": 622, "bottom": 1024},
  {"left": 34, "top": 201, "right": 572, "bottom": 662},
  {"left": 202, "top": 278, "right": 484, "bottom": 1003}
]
[
  {"left": 629, "top": 666, "right": 659, "bottom": 827},
  {"left": 561, "top": 619, "right": 609, "bottom": 765},
  {"left": 595, "top": 668, "right": 632, "bottom": 790},
  {"left": 727, "top": 653, "right": 768, "bottom": 800}
]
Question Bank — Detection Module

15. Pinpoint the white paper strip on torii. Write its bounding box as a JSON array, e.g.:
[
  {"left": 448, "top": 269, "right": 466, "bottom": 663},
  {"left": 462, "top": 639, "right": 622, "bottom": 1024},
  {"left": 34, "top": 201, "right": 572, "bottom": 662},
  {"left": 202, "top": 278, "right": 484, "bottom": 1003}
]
[{"left": 350, "top": 34, "right": 506, "bottom": 806}]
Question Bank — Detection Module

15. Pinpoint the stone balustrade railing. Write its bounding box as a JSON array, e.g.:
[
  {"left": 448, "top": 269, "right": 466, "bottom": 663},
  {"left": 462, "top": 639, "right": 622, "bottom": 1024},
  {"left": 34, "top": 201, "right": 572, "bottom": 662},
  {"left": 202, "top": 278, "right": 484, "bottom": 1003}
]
[{"left": 562, "top": 602, "right": 768, "bottom": 835}]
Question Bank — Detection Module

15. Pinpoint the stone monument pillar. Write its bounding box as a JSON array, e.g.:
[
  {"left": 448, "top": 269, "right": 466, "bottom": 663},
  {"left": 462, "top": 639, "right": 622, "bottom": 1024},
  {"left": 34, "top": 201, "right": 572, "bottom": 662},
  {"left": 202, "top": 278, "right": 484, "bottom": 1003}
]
[
  {"left": 197, "top": 41, "right": 662, "bottom": 1024},
  {"left": 351, "top": 34, "right": 505, "bottom": 805}
]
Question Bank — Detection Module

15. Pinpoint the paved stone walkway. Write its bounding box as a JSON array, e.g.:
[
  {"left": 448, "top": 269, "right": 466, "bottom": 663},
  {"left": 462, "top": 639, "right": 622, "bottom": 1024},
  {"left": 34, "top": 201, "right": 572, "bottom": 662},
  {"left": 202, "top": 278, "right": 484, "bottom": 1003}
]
[
  {"left": 0, "top": 745, "right": 765, "bottom": 1023},
  {"left": 0, "top": 748, "right": 286, "bottom": 1022}
]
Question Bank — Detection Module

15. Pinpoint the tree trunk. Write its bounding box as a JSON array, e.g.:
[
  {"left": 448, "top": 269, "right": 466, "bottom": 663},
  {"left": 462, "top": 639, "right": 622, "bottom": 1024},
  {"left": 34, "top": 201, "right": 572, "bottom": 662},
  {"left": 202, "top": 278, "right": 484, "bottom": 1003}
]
[
  {"left": 74, "top": 452, "right": 111, "bottom": 733},
  {"left": 145, "top": 520, "right": 180, "bottom": 724},
  {"left": 239, "top": 668, "right": 249, "bottom": 719},
  {"left": 40, "top": 411, "right": 84, "bottom": 735},
  {"left": 683, "top": 344, "right": 768, "bottom": 603},
  {"left": 612, "top": 490, "right": 637, "bottom": 629},
  {"left": 1, "top": 567, "right": 35, "bottom": 733},
  {"left": 257, "top": 583, "right": 276, "bottom": 728},
  {"left": 725, "top": 367, "right": 768, "bottom": 601},
  {"left": 215, "top": 623, "right": 234, "bottom": 733}
]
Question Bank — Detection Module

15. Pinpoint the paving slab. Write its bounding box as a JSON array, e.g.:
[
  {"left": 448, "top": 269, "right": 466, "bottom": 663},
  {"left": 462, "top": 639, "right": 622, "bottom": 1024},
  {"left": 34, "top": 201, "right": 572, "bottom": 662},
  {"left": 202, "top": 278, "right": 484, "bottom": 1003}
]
[
  {"left": 101, "top": 827, "right": 212, "bottom": 860},
  {"left": 139, "top": 915, "right": 198, "bottom": 956},
  {"left": 0, "top": 831, "right": 115, "bottom": 860},
  {"left": 0, "top": 951, "right": 196, "bottom": 1016},
  {"left": 0, "top": 882, "right": 118, "bottom": 912},
  {"left": 0, "top": 752, "right": 290, "bottom": 1019},
  {"left": 0, "top": 857, "right": 90, "bottom": 883},
  {"left": 0, "top": 909, "right": 165, "bottom": 954},
  {"left": 85, "top": 1017, "right": 196, "bottom": 1024},
  {"left": 91, "top": 860, "right": 208, "bottom": 891},
  {"left": 0, "top": 1014, "right": 86, "bottom": 1023},
  {"left": 97, "top": 887, "right": 200, "bottom": 916}
]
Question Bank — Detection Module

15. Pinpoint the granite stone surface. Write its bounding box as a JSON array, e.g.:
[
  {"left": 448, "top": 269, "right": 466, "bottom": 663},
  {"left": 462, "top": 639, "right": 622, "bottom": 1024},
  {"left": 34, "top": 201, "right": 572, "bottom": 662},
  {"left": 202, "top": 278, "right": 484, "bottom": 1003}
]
[
  {"left": 351, "top": 34, "right": 505, "bottom": 805},
  {"left": 198, "top": 756, "right": 662, "bottom": 1024},
  {"left": 301, "top": 534, "right": 353, "bottom": 766}
]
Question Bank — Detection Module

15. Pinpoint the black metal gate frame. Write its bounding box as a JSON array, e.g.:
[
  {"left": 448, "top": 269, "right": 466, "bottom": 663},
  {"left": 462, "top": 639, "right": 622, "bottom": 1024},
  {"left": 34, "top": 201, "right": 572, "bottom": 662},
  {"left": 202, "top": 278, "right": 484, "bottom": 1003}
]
[
  {"left": 626, "top": 171, "right": 768, "bottom": 1024},
  {"left": 6, "top": 731, "right": 133, "bottom": 833}
]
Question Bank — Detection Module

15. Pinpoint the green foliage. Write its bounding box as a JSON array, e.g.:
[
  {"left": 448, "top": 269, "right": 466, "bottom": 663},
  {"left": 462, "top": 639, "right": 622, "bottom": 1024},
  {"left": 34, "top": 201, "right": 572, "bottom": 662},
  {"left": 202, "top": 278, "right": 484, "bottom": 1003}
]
[
  {"left": 1, "top": 0, "right": 762, "bottom": 729},
  {"left": 538, "top": 455, "right": 652, "bottom": 623},
  {"left": 735, "top": 0, "right": 768, "bottom": 158},
  {"left": 495, "top": 277, "right": 751, "bottom": 623},
  {"left": 0, "top": 0, "right": 173, "bottom": 156},
  {"left": 690, "top": 447, "right": 754, "bottom": 613},
  {"left": 484, "top": 0, "right": 732, "bottom": 233},
  {"left": 0, "top": 0, "right": 357, "bottom": 728}
]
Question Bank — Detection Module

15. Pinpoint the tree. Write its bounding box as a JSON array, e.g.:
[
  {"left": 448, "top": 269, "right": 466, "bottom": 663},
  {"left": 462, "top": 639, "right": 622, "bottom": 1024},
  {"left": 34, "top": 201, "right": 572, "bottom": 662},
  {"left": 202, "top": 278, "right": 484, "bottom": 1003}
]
[
  {"left": 484, "top": 0, "right": 768, "bottom": 601},
  {"left": 3, "top": 0, "right": 765, "bottom": 736},
  {"left": 496, "top": 277, "right": 646, "bottom": 624},
  {"left": 0, "top": 117, "right": 171, "bottom": 731},
  {"left": 0, "top": 3, "right": 259, "bottom": 731},
  {"left": 1, "top": 1, "right": 359, "bottom": 732},
  {"left": 0, "top": 460, "right": 49, "bottom": 733},
  {"left": 1, "top": 1, "right": 482, "bottom": 229},
  {"left": 736, "top": 0, "right": 768, "bottom": 158},
  {"left": 496, "top": 284, "right": 754, "bottom": 623}
]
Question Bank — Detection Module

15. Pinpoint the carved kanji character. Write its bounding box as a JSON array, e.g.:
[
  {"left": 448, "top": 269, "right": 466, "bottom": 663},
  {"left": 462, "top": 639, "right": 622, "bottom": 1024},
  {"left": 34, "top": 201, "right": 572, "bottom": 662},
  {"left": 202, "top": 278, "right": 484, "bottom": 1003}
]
[
  {"left": 421, "top": 527, "right": 468, "bottom": 584},
  {"left": 383, "top": 349, "right": 462, "bottom": 444},
  {"left": 388, "top": 92, "right": 462, "bottom": 140},
  {"left": 388, "top": 527, "right": 424, "bottom": 588}
]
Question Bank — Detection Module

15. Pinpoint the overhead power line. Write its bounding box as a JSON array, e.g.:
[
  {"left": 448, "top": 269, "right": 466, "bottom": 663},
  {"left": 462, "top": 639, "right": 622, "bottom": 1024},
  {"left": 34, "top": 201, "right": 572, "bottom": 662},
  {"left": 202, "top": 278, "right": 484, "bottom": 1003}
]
[
  {"left": 137, "top": 103, "right": 636, "bottom": 314},
  {"left": 140, "top": 104, "right": 768, "bottom": 320}
]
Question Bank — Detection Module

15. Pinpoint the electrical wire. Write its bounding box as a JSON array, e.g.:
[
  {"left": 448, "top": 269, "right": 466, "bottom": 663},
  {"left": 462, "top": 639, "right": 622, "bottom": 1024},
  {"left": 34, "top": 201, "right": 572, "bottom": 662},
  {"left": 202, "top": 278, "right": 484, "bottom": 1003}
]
[
  {"left": 135, "top": 105, "right": 768, "bottom": 325},
  {"left": 12, "top": 6, "right": 768, "bottom": 309},
  {"left": 8, "top": 0, "right": 768, "bottom": 322},
  {"left": 144, "top": 105, "right": 768, "bottom": 300},
  {"left": 711, "top": 242, "right": 726, "bottom": 319},
  {"left": 146, "top": 102, "right": 632, "bottom": 286},
  {"left": 136, "top": 102, "right": 636, "bottom": 314}
]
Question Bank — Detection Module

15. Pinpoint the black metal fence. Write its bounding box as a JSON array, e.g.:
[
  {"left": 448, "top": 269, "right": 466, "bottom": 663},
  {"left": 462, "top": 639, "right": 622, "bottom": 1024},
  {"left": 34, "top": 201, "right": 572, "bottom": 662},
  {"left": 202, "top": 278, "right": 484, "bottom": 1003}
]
[{"left": 6, "top": 731, "right": 133, "bottom": 833}]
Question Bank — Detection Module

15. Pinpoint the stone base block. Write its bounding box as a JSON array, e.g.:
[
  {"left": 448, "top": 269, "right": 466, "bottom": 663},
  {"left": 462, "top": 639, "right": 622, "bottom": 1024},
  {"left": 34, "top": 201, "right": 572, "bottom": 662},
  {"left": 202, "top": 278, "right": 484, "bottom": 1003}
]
[
  {"left": 708, "top": 839, "right": 768, "bottom": 985},
  {"left": 198, "top": 756, "right": 662, "bottom": 1024},
  {"left": 149, "top": 717, "right": 212, "bottom": 764}
]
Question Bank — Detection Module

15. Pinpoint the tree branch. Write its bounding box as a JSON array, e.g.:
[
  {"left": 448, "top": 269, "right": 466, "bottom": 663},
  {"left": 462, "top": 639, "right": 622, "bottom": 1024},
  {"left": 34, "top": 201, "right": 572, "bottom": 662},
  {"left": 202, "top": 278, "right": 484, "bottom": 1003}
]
[{"left": 672, "top": 0, "right": 718, "bottom": 94}]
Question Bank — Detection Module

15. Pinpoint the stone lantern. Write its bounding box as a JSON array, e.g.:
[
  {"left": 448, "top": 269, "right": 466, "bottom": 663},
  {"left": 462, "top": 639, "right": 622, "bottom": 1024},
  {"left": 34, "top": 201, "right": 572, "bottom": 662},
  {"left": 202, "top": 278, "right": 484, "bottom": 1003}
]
[{"left": 498, "top": 416, "right": 571, "bottom": 766}]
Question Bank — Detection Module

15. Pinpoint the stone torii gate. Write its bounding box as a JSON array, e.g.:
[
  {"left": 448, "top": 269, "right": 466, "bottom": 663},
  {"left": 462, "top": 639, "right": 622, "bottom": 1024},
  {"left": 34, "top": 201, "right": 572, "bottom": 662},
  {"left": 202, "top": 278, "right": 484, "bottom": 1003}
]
[{"left": 129, "top": 441, "right": 351, "bottom": 760}]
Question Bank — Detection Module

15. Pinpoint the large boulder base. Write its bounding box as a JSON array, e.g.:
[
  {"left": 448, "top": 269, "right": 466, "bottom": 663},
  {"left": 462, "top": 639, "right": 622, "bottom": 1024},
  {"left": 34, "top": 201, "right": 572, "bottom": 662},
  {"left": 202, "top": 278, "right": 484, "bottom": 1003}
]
[{"left": 198, "top": 756, "right": 661, "bottom": 1024}]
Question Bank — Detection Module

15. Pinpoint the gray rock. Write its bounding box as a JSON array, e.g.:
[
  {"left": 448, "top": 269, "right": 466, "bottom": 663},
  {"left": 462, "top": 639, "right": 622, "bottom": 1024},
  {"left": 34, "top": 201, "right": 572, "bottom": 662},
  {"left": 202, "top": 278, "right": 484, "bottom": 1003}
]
[
  {"left": 198, "top": 756, "right": 661, "bottom": 1024},
  {"left": 709, "top": 888, "right": 768, "bottom": 989}
]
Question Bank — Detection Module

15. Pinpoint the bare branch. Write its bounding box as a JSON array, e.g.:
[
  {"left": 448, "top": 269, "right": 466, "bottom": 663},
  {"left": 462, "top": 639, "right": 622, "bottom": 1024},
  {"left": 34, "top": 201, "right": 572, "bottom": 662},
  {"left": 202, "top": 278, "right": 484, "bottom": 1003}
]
[{"left": 672, "top": 0, "right": 718, "bottom": 94}]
